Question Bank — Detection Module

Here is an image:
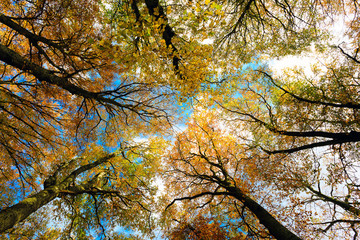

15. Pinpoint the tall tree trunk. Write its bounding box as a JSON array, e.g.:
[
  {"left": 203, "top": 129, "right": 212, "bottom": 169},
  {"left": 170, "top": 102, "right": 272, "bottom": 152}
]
[
  {"left": 0, "top": 154, "right": 115, "bottom": 233},
  {"left": 0, "top": 187, "right": 59, "bottom": 233},
  {"left": 226, "top": 186, "right": 302, "bottom": 240}
]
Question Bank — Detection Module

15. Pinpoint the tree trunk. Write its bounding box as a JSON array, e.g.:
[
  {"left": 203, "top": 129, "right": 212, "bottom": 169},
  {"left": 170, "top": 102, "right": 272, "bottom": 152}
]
[
  {"left": 0, "top": 153, "right": 115, "bottom": 233},
  {"left": 0, "top": 186, "right": 59, "bottom": 233},
  {"left": 227, "top": 186, "right": 302, "bottom": 240}
]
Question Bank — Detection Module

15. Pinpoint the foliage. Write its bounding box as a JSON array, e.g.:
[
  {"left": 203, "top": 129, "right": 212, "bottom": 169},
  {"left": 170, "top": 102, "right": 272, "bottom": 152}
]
[
  {"left": 1, "top": 0, "right": 360, "bottom": 239},
  {"left": 166, "top": 214, "right": 243, "bottom": 240}
]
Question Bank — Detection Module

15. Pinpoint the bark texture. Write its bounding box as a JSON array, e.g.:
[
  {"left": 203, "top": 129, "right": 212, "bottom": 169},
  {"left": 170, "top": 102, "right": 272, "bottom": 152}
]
[
  {"left": 0, "top": 187, "right": 59, "bottom": 233},
  {"left": 226, "top": 185, "right": 302, "bottom": 240},
  {"left": 0, "top": 154, "right": 115, "bottom": 233}
]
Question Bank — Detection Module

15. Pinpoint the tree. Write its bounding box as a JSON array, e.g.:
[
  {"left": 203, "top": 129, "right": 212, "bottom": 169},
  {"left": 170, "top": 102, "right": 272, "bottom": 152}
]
[
  {"left": 161, "top": 2, "right": 360, "bottom": 237},
  {"left": 216, "top": 48, "right": 360, "bottom": 237},
  {"left": 163, "top": 108, "right": 303, "bottom": 239},
  {"left": 207, "top": 2, "right": 360, "bottom": 236},
  {"left": 0, "top": 0, "right": 178, "bottom": 237},
  {"left": 0, "top": 140, "right": 165, "bottom": 238}
]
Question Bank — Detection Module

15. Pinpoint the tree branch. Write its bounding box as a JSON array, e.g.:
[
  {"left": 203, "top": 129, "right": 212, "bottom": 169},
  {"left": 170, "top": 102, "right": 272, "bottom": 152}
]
[
  {"left": 166, "top": 191, "right": 228, "bottom": 210},
  {"left": 305, "top": 185, "right": 360, "bottom": 217},
  {"left": 0, "top": 13, "right": 64, "bottom": 50},
  {"left": 260, "top": 70, "right": 360, "bottom": 109},
  {"left": 144, "top": 0, "right": 181, "bottom": 76}
]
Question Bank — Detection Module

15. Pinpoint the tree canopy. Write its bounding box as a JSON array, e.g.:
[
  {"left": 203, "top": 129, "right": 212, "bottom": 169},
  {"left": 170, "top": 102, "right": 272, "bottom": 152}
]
[{"left": 0, "top": 0, "right": 359, "bottom": 239}]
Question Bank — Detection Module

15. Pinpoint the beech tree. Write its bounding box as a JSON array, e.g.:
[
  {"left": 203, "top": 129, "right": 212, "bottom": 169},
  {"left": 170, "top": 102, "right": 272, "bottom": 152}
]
[
  {"left": 163, "top": 108, "right": 304, "bottom": 239},
  {"left": 216, "top": 46, "right": 360, "bottom": 238},
  {"left": 161, "top": 1, "right": 360, "bottom": 239},
  {"left": 211, "top": 4, "right": 360, "bottom": 233},
  {"left": 0, "top": 142, "right": 165, "bottom": 237},
  {"left": 0, "top": 0, "right": 178, "bottom": 237}
]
